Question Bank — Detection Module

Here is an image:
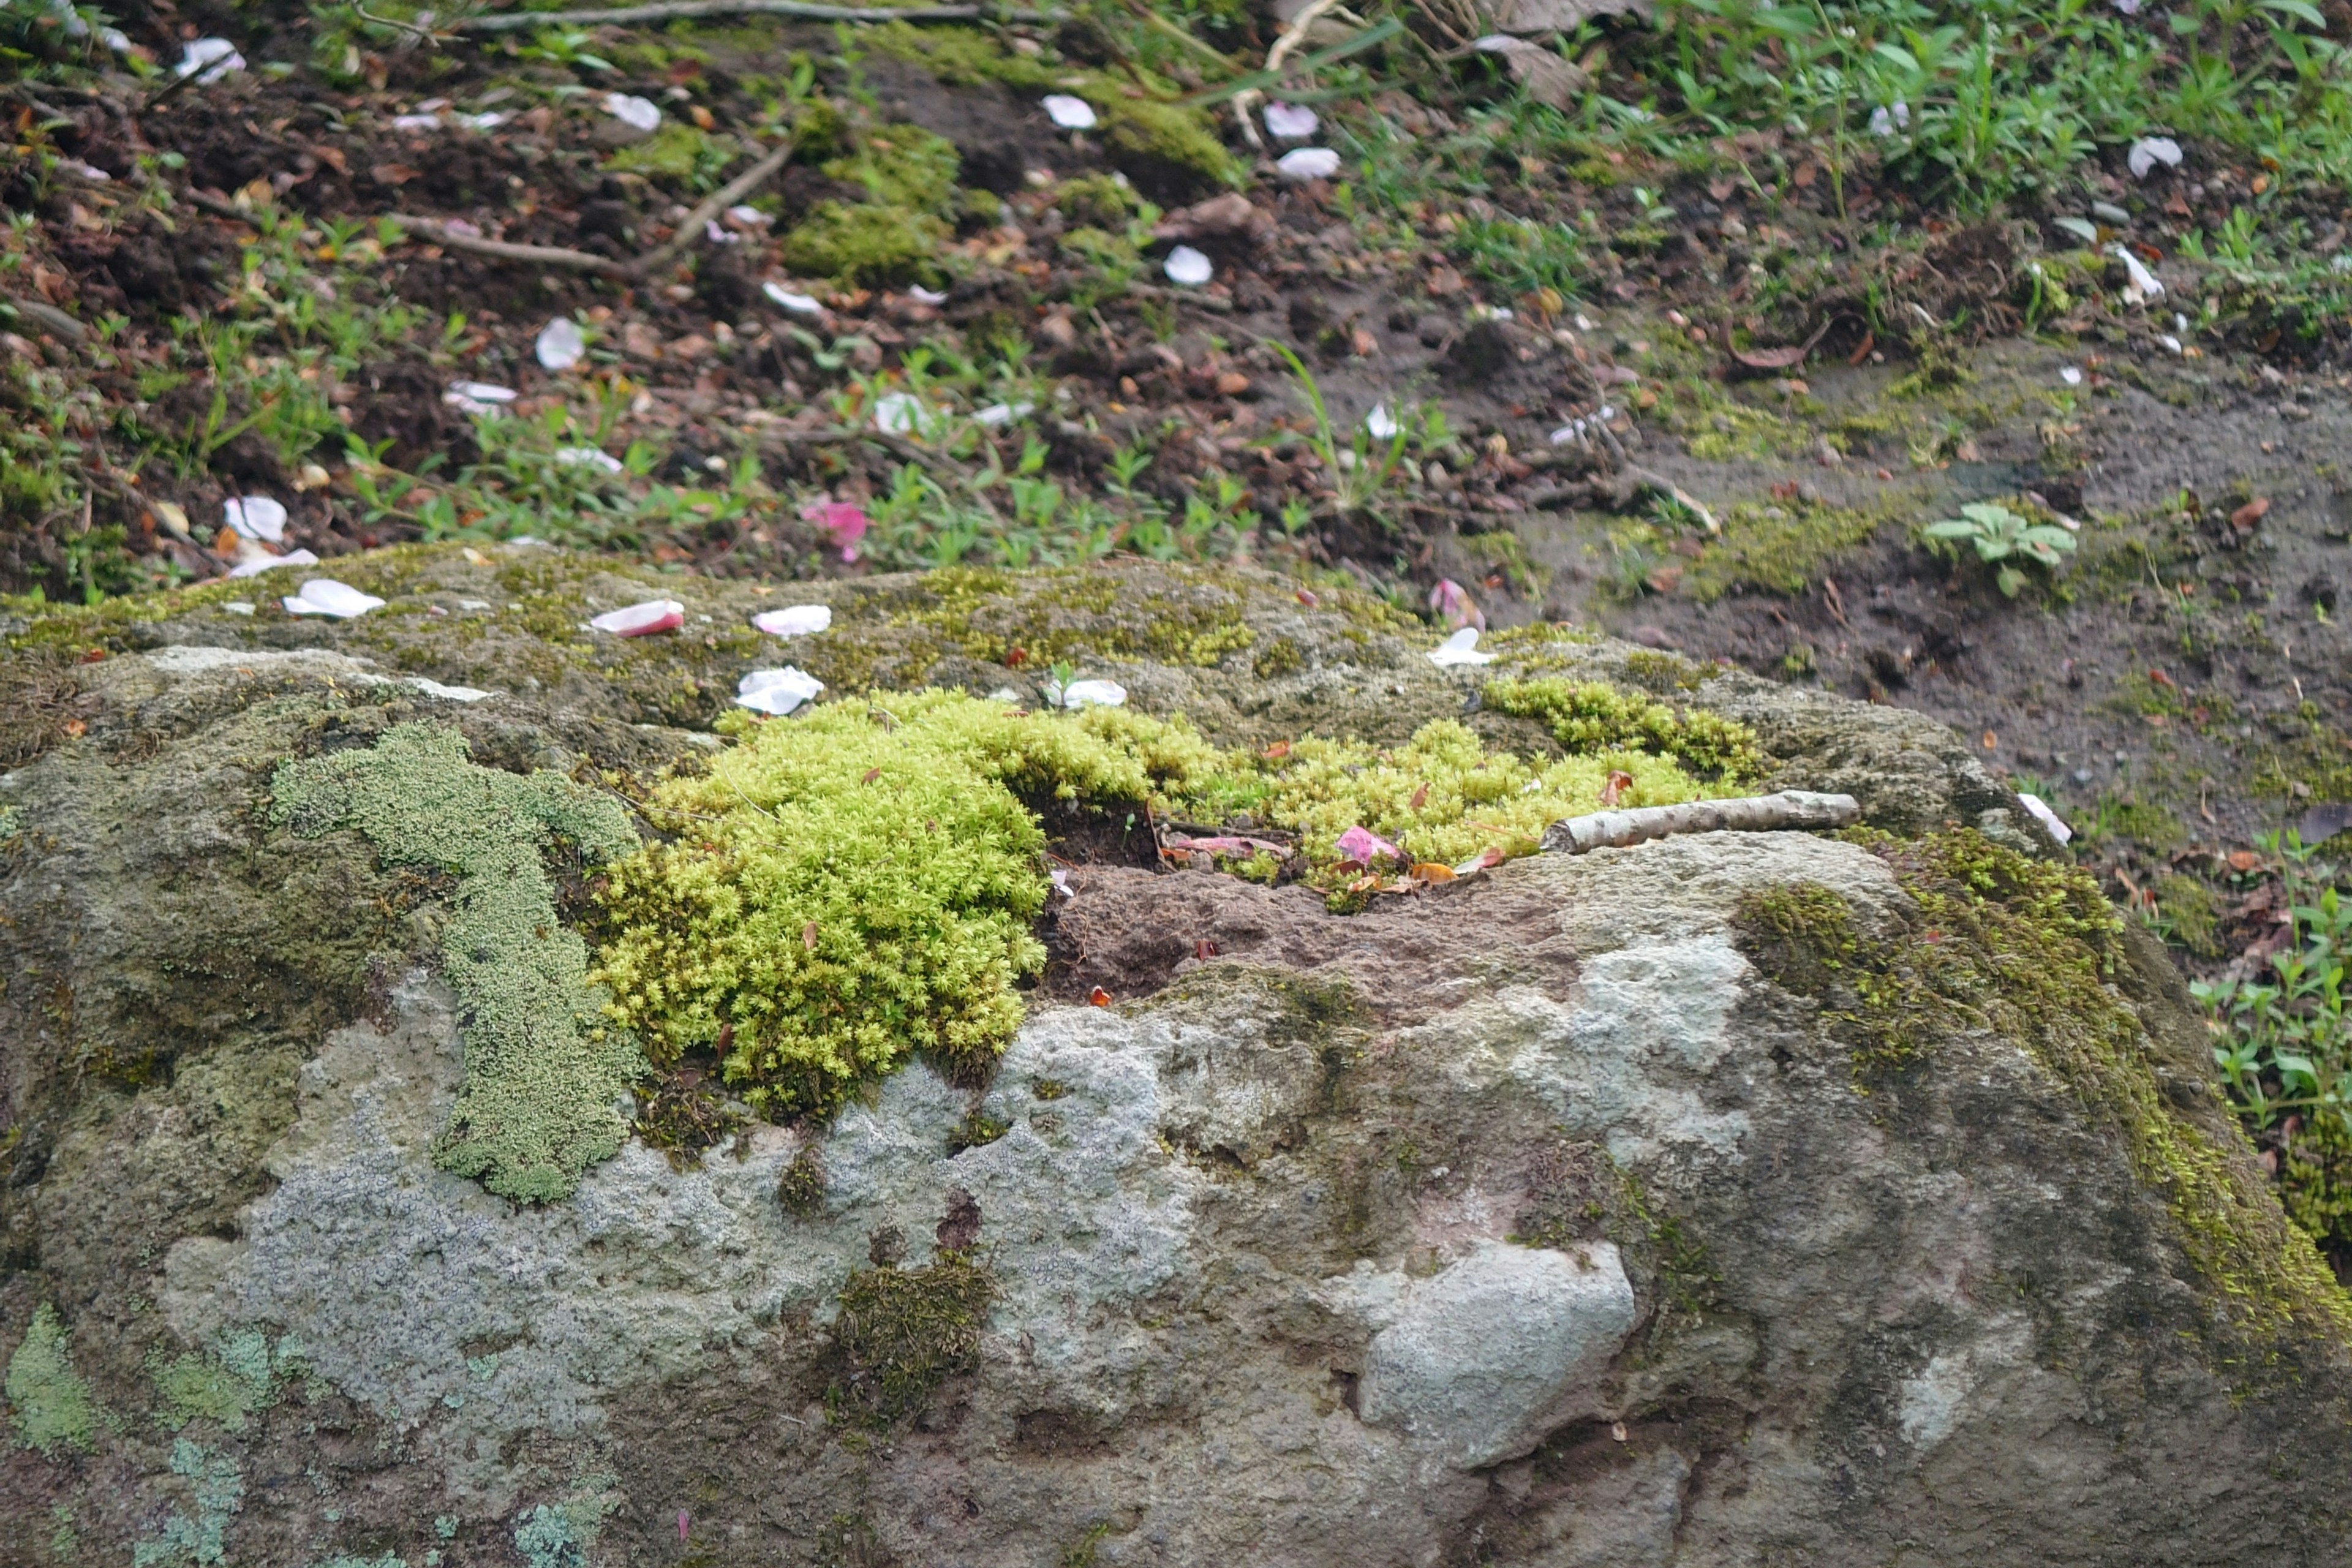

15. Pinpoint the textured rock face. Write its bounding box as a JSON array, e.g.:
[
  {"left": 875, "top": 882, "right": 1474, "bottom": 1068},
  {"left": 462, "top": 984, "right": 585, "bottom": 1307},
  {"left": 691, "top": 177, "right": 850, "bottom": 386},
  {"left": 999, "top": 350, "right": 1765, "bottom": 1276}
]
[{"left": 2, "top": 551, "right": 2350, "bottom": 1567}]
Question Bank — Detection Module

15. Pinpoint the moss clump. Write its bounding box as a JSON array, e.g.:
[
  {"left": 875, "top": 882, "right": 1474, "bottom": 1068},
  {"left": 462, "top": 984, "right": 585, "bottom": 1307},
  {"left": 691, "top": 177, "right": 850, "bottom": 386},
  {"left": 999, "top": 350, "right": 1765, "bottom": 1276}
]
[
  {"left": 858, "top": 23, "right": 1240, "bottom": 190},
  {"left": 273, "top": 724, "right": 644, "bottom": 1202},
  {"left": 1683, "top": 497, "right": 1888, "bottom": 600},
  {"left": 1741, "top": 835, "right": 2352, "bottom": 1344},
  {"left": 603, "top": 122, "right": 728, "bottom": 182},
  {"left": 780, "top": 202, "right": 948, "bottom": 286},
  {"left": 2153, "top": 873, "right": 2225, "bottom": 959},
  {"left": 6, "top": 1304, "right": 101, "bottom": 1456},
  {"left": 1259, "top": 717, "right": 1722, "bottom": 878},
  {"left": 824, "top": 124, "right": 959, "bottom": 213},
  {"left": 823, "top": 1255, "right": 997, "bottom": 1428},
  {"left": 1482, "top": 676, "right": 1765, "bottom": 780},
  {"left": 592, "top": 690, "right": 1220, "bottom": 1116}
]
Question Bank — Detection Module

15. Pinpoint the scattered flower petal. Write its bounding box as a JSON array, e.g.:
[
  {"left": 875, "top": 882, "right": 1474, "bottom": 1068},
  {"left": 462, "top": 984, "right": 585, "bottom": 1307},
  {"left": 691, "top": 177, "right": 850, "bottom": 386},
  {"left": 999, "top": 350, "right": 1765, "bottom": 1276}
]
[
  {"left": 1428, "top": 578, "right": 1485, "bottom": 631},
  {"left": 726, "top": 204, "right": 771, "bottom": 226},
  {"left": 1427, "top": 627, "right": 1496, "bottom": 666},
  {"left": 1163, "top": 245, "right": 1213, "bottom": 286},
  {"left": 282, "top": 578, "right": 385, "bottom": 619},
  {"left": 392, "top": 113, "right": 440, "bottom": 131},
  {"left": 1264, "top": 102, "right": 1319, "bottom": 140},
  {"left": 589, "top": 598, "right": 686, "bottom": 636},
  {"left": 1276, "top": 147, "right": 1342, "bottom": 181},
  {"left": 603, "top": 92, "right": 663, "bottom": 132},
  {"left": 2127, "top": 135, "right": 2182, "bottom": 179},
  {"left": 801, "top": 500, "right": 869, "bottom": 562},
  {"left": 224, "top": 496, "right": 288, "bottom": 542},
  {"left": 705, "top": 219, "right": 739, "bottom": 244},
  {"left": 226, "top": 548, "right": 318, "bottom": 578},
  {"left": 763, "top": 282, "right": 825, "bottom": 314},
  {"left": 177, "top": 37, "right": 244, "bottom": 81},
  {"left": 872, "top": 391, "right": 925, "bottom": 435},
  {"left": 1042, "top": 94, "right": 1097, "bottom": 130},
  {"left": 2109, "top": 244, "right": 2165, "bottom": 300},
  {"left": 1365, "top": 402, "right": 1400, "bottom": 440},
  {"left": 974, "top": 401, "right": 1034, "bottom": 427},
  {"left": 1336, "top": 825, "right": 1403, "bottom": 864},
  {"left": 2016, "top": 791, "right": 2073, "bottom": 845},
  {"left": 736, "top": 666, "right": 824, "bottom": 715},
  {"left": 409, "top": 677, "right": 491, "bottom": 702},
  {"left": 554, "top": 446, "right": 625, "bottom": 473},
  {"left": 443, "top": 381, "right": 518, "bottom": 417},
  {"left": 460, "top": 111, "right": 507, "bottom": 132},
  {"left": 537, "top": 317, "right": 586, "bottom": 371},
  {"left": 1867, "top": 100, "right": 1910, "bottom": 137},
  {"left": 752, "top": 604, "right": 832, "bottom": 638},
  {"left": 1055, "top": 679, "right": 1127, "bottom": 709},
  {"left": 1050, "top": 868, "right": 1073, "bottom": 899},
  {"left": 2052, "top": 215, "right": 2100, "bottom": 245},
  {"left": 908, "top": 284, "right": 948, "bottom": 305},
  {"left": 2059, "top": 366, "right": 2084, "bottom": 385}
]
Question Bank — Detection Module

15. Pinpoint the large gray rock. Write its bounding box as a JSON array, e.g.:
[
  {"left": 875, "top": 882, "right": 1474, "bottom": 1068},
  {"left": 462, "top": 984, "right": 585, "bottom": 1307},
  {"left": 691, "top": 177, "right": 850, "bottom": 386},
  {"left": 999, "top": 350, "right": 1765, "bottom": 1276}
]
[{"left": 1, "top": 551, "right": 2347, "bottom": 1567}]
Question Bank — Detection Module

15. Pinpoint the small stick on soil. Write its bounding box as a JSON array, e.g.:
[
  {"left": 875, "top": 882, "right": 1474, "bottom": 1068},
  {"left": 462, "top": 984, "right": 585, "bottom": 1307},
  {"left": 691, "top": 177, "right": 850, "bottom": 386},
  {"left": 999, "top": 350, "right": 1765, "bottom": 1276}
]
[
  {"left": 450, "top": 0, "right": 1059, "bottom": 32},
  {"left": 390, "top": 135, "right": 797, "bottom": 281},
  {"left": 2, "top": 293, "right": 88, "bottom": 344},
  {"left": 1540, "top": 791, "right": 1861, "bottom": 855}
]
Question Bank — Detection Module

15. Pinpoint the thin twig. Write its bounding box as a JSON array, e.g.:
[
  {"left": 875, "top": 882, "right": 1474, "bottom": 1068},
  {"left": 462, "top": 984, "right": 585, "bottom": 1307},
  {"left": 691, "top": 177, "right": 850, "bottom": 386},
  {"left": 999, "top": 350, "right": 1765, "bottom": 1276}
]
[
  {"left": 450, "top": 0, "right": 1058, "bottom": 32},
  {"left": 390, "top": 134, "right": 796, "bottom": 281},
  {"left": 2, "top": 293, "right": 88, "bottom": 343},
  {"left": 1542, "top": 791, "right": 1861, "bottom": 854}
]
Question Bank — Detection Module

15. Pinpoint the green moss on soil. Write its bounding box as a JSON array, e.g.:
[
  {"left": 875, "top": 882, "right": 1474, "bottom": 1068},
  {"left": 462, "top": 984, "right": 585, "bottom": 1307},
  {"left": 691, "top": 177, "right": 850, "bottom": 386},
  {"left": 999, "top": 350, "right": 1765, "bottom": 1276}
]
[
  {"left": 272, "top": 723, "right": 644, "bottom": 1202},
  {"left": 823, "top": 1254, "right": 996, "bottom": 1428},
  {"left": 6, "top": 1304, "right": 101, "bottom": 1456},
  {"left": 1736, "top": 834, "right": 2352, "bottom": 1346},
  {"left": 1483, "top": 675, "right": 1765, "bottom": 779},
  {"left": 1683, "top": 497, "right": 1891, "bottom": 600}
]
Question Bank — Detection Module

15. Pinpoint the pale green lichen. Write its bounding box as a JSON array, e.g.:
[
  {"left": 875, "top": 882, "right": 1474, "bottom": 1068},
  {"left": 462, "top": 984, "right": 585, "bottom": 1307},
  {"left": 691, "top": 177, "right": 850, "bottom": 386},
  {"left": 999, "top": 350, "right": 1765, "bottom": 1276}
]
[
  {"left": 151, "top": 1329, "right": 304, "bottom": 1432},
  {"left": 133, "top": 1439, "right": 244, "bottom": 1567},
  {"left": 273, "top": 724, "right": 643, "bottom": 1202},
  {"left": 6, "top": 1303, "right": 101, "bottom": 1456},
  {"left": 512, "top": 1480, "right": 617, "bottom": 1568}
]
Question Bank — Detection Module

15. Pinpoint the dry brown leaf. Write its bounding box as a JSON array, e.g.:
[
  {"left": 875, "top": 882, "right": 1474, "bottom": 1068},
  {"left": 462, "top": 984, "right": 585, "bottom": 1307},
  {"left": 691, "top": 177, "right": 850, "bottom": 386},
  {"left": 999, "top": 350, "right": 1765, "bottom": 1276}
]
[{"left": 2230, "top": 496, "right": 2271, "bottom": 532}]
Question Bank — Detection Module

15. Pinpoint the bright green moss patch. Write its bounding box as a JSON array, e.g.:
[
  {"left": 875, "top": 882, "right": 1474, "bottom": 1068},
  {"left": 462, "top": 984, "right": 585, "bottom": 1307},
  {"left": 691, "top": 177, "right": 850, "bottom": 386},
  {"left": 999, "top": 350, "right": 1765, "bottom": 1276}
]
[
  {"left": 592, "top": 691, "right": 1221, "bottom": 1115},
  {"left": 273, "top": 724, "right": 644, "bottom": 1202},
  {"left": 1259, "top": 718, "right": 1721, "bottom": 874},
  {"left": 6, "top": 1304, "right": 100, "bottom": 1456},
  {"left": 781, "top": 202, "right": 948, "bottom": 287},
  {"left": 1483, "top": 676, "right": 1765, "bottom": 780},
  {"left": 1739, "top": 835, "right": 2352, "bottom": 1345},
  {"left": 1683, "top": 497, "right": 1889, "bottom": 600},
  {"left": 823, "top": 1254, "right": 997, "bottom": 1428}
]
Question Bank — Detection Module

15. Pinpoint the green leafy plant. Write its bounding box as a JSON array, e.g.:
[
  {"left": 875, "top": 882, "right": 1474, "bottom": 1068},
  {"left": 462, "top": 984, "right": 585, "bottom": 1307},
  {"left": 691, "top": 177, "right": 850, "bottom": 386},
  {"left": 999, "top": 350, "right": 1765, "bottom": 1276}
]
[
  {"left": 1924, "top": 502, "right": 2078, "bottom": 595},
  {"left": 2196, "top": 837, "right": 2352, "bottom": 1256}
]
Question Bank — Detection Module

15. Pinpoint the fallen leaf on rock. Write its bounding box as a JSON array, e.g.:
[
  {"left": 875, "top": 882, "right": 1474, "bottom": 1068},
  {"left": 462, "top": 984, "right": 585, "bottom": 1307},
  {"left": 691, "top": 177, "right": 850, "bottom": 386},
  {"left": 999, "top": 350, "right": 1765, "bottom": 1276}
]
[
  {"left": 589, "top": 598, "right": 686, "bottom": 636},
  {"left": 1452, "top": 845, "right": 1507, "bottom": 876},
  {"left": 752, "top": 604, "right": 832, "bottom": 638},
  {"left": 2230, "top": 496, "right": 2271, "bottom": 531},
  {"left": 282, "top": 578, "right": 385, "bottom": 619},
  {"left": 736, "top": 666, "right": 824, "bottom": 715},
  {"left": 1427, "top": 627, "right": 1496, "bottom": 666}
]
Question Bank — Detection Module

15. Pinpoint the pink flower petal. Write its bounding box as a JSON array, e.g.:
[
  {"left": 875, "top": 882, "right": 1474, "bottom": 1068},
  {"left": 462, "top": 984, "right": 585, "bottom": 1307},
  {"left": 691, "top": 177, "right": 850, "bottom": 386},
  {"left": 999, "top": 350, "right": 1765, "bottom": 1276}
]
[
  {"left": 589, "top": 598, "right": 685, "bottom": 636},
  {"left": 1336, "top": 825, "right": 1403, "bottom": 864},
  {"left": 1428, "top": 578, "right": 1485, "bottom": 631}
]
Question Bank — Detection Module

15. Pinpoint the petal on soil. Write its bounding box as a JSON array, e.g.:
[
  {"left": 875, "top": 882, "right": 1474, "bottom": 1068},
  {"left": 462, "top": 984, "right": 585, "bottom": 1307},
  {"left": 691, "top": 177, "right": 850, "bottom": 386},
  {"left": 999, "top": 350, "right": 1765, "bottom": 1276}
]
[
  {"left": 177, "top": 38, "right": 243, "bottom": 80},
  {"left": 603, "top": 93, "right": 663, "bottom": 132},
  {"left": 224, "top": 496, "right": 288, "bottom": 542},
  {"left": 1366, "top": 403, "right": 1400, "bottom": 440},
  {"left": 2016, "top": 792, "right": 2073, "bottom": 845},
  {"left": 1276, "top": 148, "right": 1342, "bottom": 181},
  {"left": 763, "top": 282, "right": 825, "bottom": 314},
  {"left": 2127, "top": 136, "right": 2182, "bottom": 179},
  {"left": 1042, "top": 94, "right": 1098, "bottom": 130},
  {"left": 537, "top": 318, "right": 586, "bottom": 371},
  {"left": 1164, "top": 246, "right": 1213, "bottom": 286},
  {"left": 752, "top": 604, "right": 832, "bottom": 638},
  {"left": 554, "top": 446, "right": 624, "bottom": 473},
  {"left": 589, "top": 598, "right": 687, "bottom": 636},
  {"left": 1264, "top": 102, "right": 1319, "bottom": 139}
]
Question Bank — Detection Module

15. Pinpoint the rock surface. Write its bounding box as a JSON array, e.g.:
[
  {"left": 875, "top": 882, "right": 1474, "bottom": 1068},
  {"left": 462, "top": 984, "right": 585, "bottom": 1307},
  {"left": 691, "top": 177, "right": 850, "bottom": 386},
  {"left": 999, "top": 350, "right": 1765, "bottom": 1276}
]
[{"left": 2, "top": 549, "right": 2348, "bottom": 1566}]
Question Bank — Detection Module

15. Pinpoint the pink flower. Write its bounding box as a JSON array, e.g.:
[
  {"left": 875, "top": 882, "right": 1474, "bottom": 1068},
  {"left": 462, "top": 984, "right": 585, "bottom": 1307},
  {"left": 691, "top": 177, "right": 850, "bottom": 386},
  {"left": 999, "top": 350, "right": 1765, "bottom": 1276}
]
[
  {"left": 1429, "top": 578, "right": 1485, "bottom": 630},
  {"left": 802, "top": 500, "right": 869, "bottom": 562},
  {"left": 1335, "top": 825, "right": 1403, "bottom": 865}
]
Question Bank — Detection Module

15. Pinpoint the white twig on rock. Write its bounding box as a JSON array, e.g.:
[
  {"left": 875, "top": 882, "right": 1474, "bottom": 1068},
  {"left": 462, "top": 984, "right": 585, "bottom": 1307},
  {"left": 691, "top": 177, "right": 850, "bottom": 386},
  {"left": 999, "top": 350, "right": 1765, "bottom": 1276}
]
[{"left": 1540, "top": 790, "right": 1861, "bottom": 854}]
